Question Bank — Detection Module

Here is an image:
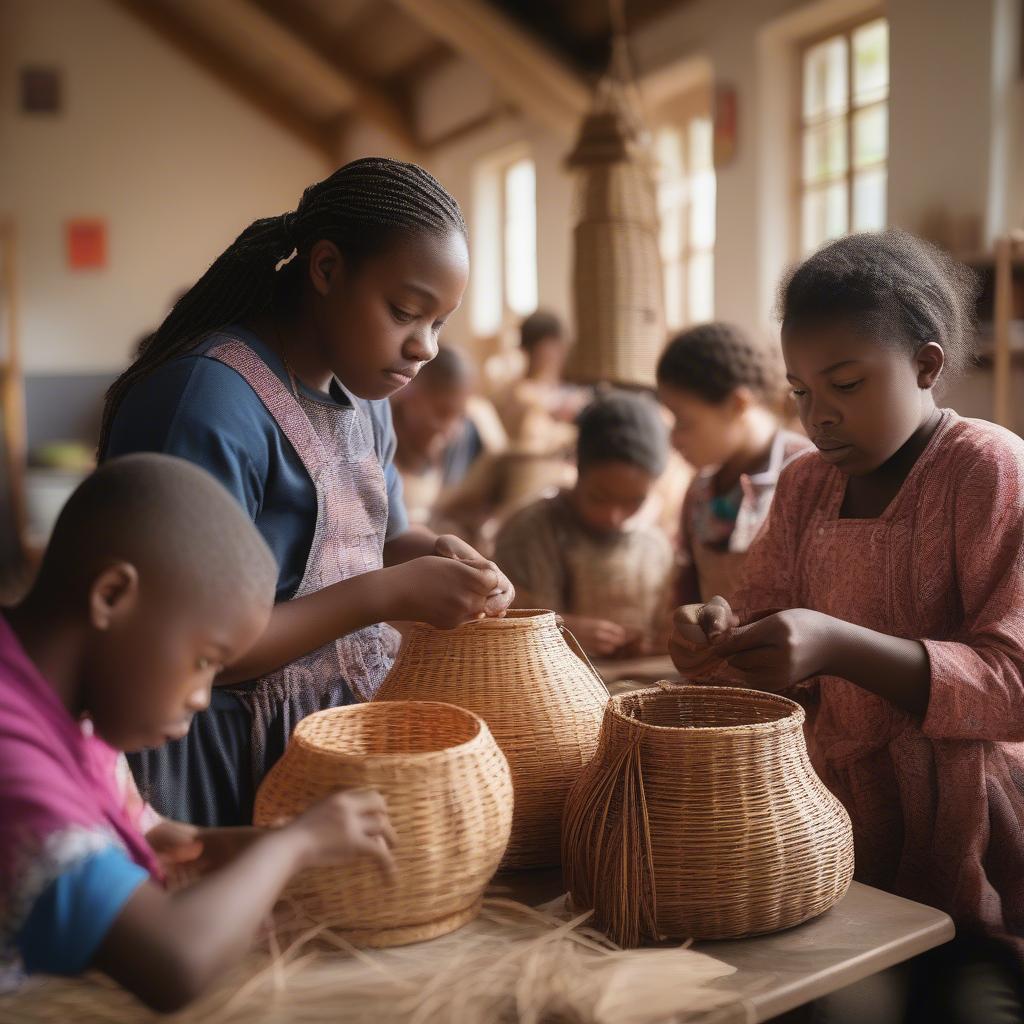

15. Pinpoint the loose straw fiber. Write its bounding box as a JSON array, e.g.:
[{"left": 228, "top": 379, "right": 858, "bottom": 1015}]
[
  {"left": 374, "top": 611, "right": 609, "bottom": 869},
  {"left": 564, "top": 686, "right": 854, "bottom": 946},
  {"left": 253, "top": 701, "right": 512, "bottom": 947},
  {"left": 0, "top": 898, "right": 747, "bottom": 1024}
]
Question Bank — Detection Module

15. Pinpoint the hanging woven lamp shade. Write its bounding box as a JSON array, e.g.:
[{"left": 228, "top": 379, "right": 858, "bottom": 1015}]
[{"left": 566, "top": 77, "right": 665, "bottom": 388}]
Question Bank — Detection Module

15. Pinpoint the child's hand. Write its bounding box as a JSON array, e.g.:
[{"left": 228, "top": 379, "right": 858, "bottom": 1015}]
[
  {"left": 708, "top": 608, "right": 834, "bottom": 691},
  {"left": 668, "top": 597, "right": 736, "bottom": 673},
  {"left": 146, "top": 820, "right": 204, "bottom": 871},
  {"left": 567, "top": 616, "right": 630, "bottom": 658},
  {"left": 434, "top": 533, "right": 515, "bottom": 617},
  {"left": 287, "top": 789, "right": 397, "bottom": 879},
  {"left": 392, "top": 554, "right": 507, "bottom": 628}
]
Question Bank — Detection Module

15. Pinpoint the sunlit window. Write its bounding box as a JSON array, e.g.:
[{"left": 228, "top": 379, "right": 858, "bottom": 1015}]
[
  {"left": 654, "top": 108, "right": 716, "bottom": 330},
  {"left": 471, "top": 152, "right": 538, "bottom": 337},
  {"left": 800, "top": 16, "right": 888, "bottom": 254}
]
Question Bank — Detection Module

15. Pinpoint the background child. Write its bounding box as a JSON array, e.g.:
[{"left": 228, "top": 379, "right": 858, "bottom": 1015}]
[
  {"left": 670, "top": 230, "right": 1024, "bottom": 1020},
  {"left": 656, "top": 322, "right": 809, "bottom": 606},
  {"left": 391, "top": 345, "right": 506, "bottom": 528},
  {"left": 494, "top": 391, "right": 673, "bottom": 658},
  {"left": 1, "top": 455, "right": 396, "bottom": 1011},
  {"left": 100, "top": 157, "right": 513, "bottom": 827},
  {"left": 495, "top": 310, "right": 589, "bottom": 449}
]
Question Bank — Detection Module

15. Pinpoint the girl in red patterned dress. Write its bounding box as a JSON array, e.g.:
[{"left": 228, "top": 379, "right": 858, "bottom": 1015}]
[{"left": 670, "top": 230, "right": 1024, "bottom": 1021}]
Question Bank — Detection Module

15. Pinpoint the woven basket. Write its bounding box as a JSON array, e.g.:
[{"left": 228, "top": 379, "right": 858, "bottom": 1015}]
[
  {"left": 563, "top": 685, "right": 854, "bottom": 946},
  {"left": 253, "top": 701, "right": 512, "bottom": 947},
  {"left": 566, "top": 78, "right": 664, "bottom": 388},
  {"left": 373, "top": 610, "right": 608, "bottom": 869}
]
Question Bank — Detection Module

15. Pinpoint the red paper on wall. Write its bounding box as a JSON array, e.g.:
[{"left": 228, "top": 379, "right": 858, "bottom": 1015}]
[{"left": 67, "top": 219, "right": 107, "bottom": 270}]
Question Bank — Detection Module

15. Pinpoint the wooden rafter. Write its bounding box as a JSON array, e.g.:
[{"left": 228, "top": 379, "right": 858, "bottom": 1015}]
[
  {"left": 115, "top": 0, "right": 419, "bottom": 159},
  {"left": 114, "top": 0, "right": 337, "bottom": 161},
  {"left": 227, "top": 0, "right": 421, "bottom": 150},
  {"left": 391, "top": 0, "right": 592, "bottom": 139}
]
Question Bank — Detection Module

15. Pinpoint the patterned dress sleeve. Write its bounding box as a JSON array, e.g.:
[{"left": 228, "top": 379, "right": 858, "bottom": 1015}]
[{"left": 921, "top": 438, "right": 1024, "bottom": 741}]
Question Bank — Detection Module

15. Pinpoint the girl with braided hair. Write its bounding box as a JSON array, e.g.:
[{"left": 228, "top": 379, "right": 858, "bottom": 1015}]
[
  {"left": 656, "top": 322, "right": 810, "bottom": 605},
  {"left": 102, "top": 157, "right": 513, "bottom": 828},
  {"left": 671, "top": 230, "right": 1024, "bottom": 1021}
]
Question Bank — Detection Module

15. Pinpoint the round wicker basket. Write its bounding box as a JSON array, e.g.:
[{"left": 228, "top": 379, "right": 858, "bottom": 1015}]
[
  {"left": 563, "top": 685, "right": 854, "bottom": 946},
  {"left": 373, "top": 610, "right": 608, "bottom": 869},
  {"left": 253, "top": 701, "right": 512, "bottom": 947}
]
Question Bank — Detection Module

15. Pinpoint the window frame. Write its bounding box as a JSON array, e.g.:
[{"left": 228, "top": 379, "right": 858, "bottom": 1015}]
[
  {"left": 469, "top": 143, "right": 538, "bottom": 342},
  {"left": 650, "top": 84, "right": 716, "bottom": 331},
  {"left": 795, "top": 10, "right": 888, "bottom": 256}
]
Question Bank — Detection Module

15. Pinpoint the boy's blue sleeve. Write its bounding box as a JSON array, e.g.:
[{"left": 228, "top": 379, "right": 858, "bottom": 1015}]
[{"left": 15, "top": 847, "right": 149, "bottom": 975}]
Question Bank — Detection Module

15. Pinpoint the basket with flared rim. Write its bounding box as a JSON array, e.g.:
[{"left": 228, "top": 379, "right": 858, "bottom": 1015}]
[
  {"left": 562, "top": 684, "right": 854, "bottom": 946},
  {"left": 373, "top": 609, "right": 608, "bottom": 869},
  {"left": 254, "top": 700, "right": 513, "bottom": 947}
]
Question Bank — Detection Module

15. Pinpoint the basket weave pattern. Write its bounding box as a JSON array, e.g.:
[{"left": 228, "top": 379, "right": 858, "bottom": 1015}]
[
  {"left": 254, "top": 701, "right": 512, "bottom": 947},
  {"left": 563, "top": 685, "right": 854, "bottom": 945},
  {"left": 373, "top": 611, "right": 608, "bottom": 869}
]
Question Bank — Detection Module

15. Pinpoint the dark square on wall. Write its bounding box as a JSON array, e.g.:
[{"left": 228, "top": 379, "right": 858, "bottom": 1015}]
[{"left": 20, "top": 67, "right": 62, "bottom": 114}]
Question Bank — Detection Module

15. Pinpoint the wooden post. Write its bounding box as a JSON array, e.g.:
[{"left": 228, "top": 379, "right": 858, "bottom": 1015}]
[
  {"left": 0, "top": 221, "right": 28, "bottom": 557},
  {"left": 993, "top": 235, "right": 1013, "bottom": 430}
]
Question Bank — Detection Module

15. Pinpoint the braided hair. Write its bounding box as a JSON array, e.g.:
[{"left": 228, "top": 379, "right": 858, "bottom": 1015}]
[
  {"left": 656, "top": 322, "right": 786, "bottom": 405},
  {"left": 777, "top": 229, "right": 979, "bottom": 384},
  {"left": 99, "top": 157, "right": 466, "bottom": 454}
]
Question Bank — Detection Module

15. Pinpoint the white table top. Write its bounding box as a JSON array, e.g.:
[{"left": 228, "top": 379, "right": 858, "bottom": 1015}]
[{"left": 501, "top": 871, "right": 954, "bottom": 1023}]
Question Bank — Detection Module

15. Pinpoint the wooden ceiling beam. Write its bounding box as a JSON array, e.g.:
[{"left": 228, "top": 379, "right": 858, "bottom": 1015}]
[
  {"left": 114, "top": 0, "right": 338, "bottom": 163},
  {"left": 117, "top": 0, "right": 420, "bottom": 157},
  {"left": 245, "top": 0, "right": 422, "bottom": 151},
  {"left": 391, "top": 0, "right": 592, "bottom": 140}
]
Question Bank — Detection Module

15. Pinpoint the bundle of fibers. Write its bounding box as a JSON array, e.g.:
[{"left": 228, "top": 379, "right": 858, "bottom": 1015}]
[{"left": 0, "top": 898, "right": 746, "bottom": 1024}]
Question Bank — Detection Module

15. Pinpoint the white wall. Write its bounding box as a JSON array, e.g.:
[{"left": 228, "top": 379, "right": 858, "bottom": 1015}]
[
  {"left": 887, "top": 0, "right": 1020, "bottom": 249},
  {"left": 0, "top": 0, "right": 330, "bottom": 375}
]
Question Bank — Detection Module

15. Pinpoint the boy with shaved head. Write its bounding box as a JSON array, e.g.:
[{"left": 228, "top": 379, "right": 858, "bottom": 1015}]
[{"left": 1, "top": 454, "right": 395, "bottom": 1010}]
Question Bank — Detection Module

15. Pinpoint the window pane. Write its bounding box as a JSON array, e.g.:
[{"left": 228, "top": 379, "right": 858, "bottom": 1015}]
[
  {"left": 655, "top": 125, "right": 685, "bottom": 178},
  {"left": 688, "top": 252, "right": 714, "bottom": 324},
  {"left": 802, "top": 116, "right": 848, "bottom": 184},
  {"left": 504, "top": 158, "right": 537, "bottom": 316},
  {"left": 803, "top": 35, "right": 848, "bottom": 121},
  {"left": 853, "top": 18, "right": 889, "bottom": 105},
  {"left": 664, "top": 258, "right": 685, "bottom": 330},
  {"left": 853, "top": 103, "right": 887, "bottom": 168},
  {"left": 656, "top": 126, "right": 687, "bottom": 264},
  {"left": 660, "top": 199, "right": 684, "bottom": 262},
  {"left": 689, "top": 171, "right": 716, "bottom": 248},
  {"left": 688, "top": 116, "right": 713, "bottom": 172},
  {"left": 853, "top": 169, "right": 886, "bottom": 231},
  {"left": 802, "top": 181, "right": 848, "bottom": 253}
]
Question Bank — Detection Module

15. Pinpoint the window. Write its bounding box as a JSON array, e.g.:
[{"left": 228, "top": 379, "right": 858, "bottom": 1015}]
[
  {"left": 653, "top": 99, "right": 716, "bottom": 330},
  {"left": 799, "top": 16, "right": 888, "bottom": 255},
  {"left": 471, "top": 150, "right": 538, "bottom": 338}
]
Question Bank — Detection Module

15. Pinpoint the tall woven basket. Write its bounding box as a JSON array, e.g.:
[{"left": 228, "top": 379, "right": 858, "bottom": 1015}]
[
  {"left": 563, "top": 685, "right": 854, "bottom": 946},
  {"left": 253, "top": 701, "right": 512, "bottom": 947},
  {"left": 373, "top": 610, "right": 608, "bottom": 869},
  {"left": 566, "top": 78, "right": 664, "bottom": 388}
]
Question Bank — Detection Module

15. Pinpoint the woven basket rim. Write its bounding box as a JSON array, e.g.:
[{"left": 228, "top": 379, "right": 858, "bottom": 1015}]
[
  {"left": 416, "top": 609, "right": 558, "bottom": 634},
  {"left": 291, "top": 700, "right": 490, "bottom": 764},
  {"left": 608, "top": 684, "right": 805, "bottom": 734}
]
